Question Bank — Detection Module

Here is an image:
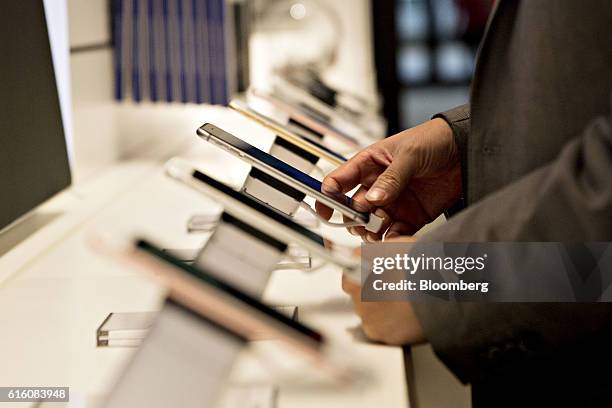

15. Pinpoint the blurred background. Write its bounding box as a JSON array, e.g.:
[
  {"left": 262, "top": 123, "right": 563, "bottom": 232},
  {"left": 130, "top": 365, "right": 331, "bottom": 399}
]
[
  {"left": 392, "top": 0, "right": 493, "bottom": 128},
  {"left": 68, "top": 0, "right": 493, "bottom": 183}
]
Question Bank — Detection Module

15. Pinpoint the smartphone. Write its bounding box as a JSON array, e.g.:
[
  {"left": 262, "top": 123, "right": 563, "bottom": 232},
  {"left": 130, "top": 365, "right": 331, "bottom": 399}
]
[
  {"left": 165, "top": 158, "right": 360, "bottom": 273},
  {"left": 278, "top": 66, "right": 380, "bottom": 115},
  {"left": 195, "top": 124, "right": 385, "bottom": 233},
  {"left": 136, "top": 239, "right": 323, "bottom": 343},
  {"left": 229, "top": 98, "right": 347, "bottom": 167},
  {"left": 123, "top": 238, "right": 360, "bottom": 382},
  {"left": 250, "top": 88, "right": 362, "bottom": 148},
  {"left": 273, "top": 76, "right": 359, "bottom": 126}
]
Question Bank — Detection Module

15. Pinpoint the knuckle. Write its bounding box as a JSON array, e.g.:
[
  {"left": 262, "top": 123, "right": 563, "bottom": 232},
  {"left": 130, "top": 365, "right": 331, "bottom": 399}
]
[
  {"left": 377, "top": 170, "right": 403, "bottom": 191},
  {"left": 351, "top": 196, "right": 371, "bottom": 212}
]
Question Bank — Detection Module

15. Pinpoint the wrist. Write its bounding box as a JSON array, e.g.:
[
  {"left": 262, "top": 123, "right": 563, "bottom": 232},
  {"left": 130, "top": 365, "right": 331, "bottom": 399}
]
[
  {"left": 431, "top": 117, "right": 455, "bottom": 143},
  {"left": 430, "top": 117, "right": 460, "bottom": 165}
]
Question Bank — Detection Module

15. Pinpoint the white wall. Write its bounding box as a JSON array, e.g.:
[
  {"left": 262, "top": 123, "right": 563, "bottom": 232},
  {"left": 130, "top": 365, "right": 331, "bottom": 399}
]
[
  {"left": 323, "top": 0, "right": 378, "bottom": 99},
  {"left": 249, "top": 0, "right": 378, "bottom": 100},
  {"left": 68, "top": 0, "right": 110, "bottom": 48}
]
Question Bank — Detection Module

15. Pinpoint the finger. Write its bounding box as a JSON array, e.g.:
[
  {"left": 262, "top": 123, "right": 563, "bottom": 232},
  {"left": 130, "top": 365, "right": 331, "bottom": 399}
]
[
  {"left": 341, "top": 204, "right": 368, "bottom": 237},
  {"left": 342, "top": 274, "right": 365, "bottom": 316},
  {"left": 384, "top": 235, "right": 418, "bottom": 243},
  {"left": 322, "top": 150, "right": 385, "bottom": 195},
  {"left": 365, "top": 152, "right": 418, "bottom": 206},
  {"left": 314, "top": 200, "right": 334, "bottom": 221},
  {"left": 317, "top": 152, "right": 374, "bottom": 220},
  {"left": 342, "top": 274, "right": 361, "bottom": 296},
  {"left": 384, "top": 221, "right": 418, "bottom": 239},
  {"left": 351, "top": 186, "right": 375, "bottom": 212},
  {"left": 348, "top": 226, "right": 367, "bottom": 237},
  {"left": 346, "top": 186, "right": 374, "bottom": 238},
  {"left": 365, "top": 232, "right": 381, "bottom": 242}
]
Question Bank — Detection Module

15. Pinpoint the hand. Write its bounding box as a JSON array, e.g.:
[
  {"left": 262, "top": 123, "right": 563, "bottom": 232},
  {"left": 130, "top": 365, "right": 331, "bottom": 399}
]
[
  {"left": 342, "top": 274, "right": 425, "bottom": 345},
  {"left": 342, "top": 235, "right": 426, "bottom": 345},
  {"left": 316, "top": 118, "right": 462, "bottom": 241}
]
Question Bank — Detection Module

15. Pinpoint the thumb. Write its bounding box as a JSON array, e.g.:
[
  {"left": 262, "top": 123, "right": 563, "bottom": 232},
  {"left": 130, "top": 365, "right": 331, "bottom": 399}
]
[{"left": 365, "top": 155, "right": 416, "bottom": 205}]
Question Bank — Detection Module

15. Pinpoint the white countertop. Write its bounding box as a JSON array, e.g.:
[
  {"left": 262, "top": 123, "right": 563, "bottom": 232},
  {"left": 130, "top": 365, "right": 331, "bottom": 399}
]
[{"left": 0, "top": 108, "right": 409, "bottom": 408}]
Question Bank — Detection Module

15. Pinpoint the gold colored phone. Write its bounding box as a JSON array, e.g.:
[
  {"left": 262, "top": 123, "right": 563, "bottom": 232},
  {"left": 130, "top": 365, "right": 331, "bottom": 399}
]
[{"left": 229, "top": 99, "right": 347, "bottom": 167}]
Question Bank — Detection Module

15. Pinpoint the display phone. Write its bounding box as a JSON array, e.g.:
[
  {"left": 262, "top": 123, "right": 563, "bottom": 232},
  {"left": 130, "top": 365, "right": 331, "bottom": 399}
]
[
  {"left": 250, "top": 88, "right": 363, "bottom": 149},
  {"left": 165, "top": 158, "right": 361, "bottom": 276},
  {"left": 194, "top": 124, "right": 385, "bottom": 234},
  {"left": 278, "top": 66, "right": 381, "bottom": 116},
  {"left": 273, "top": 73, "right": 387, "bottom": 139},
  {"left": 119, "top": 238, "right": 363, "bottom": 383},
  {"left": 229, "top": 98, "right": 347, "bottom": 167}
]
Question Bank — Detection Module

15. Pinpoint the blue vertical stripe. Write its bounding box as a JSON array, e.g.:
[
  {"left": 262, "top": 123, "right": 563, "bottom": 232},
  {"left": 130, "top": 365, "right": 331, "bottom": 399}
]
[
  {"left": 131, "top": 0, "right": 141, "bottom": 101},
  {"left": 147, "top": 0, "right": 158, "bottom": 101},
  {"left": 162, "top": 0, "right": 173, "bottom": 101},
  {"left": 177, "top": 0, "right": 187, "bottom": 102},
  {"left": 217, "top": 0, "right": 228, "bottom": 104},
  {"left": 112, "top": 0, "right": 123, "bottom": 100},
  {"left": 192, "top": 0, "right": 202, "bottom": 103}
]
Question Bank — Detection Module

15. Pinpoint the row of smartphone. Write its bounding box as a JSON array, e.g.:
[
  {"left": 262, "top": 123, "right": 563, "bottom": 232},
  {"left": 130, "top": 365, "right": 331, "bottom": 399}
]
[{"left": 98, "top": 81, "right": 387, "bottom": 407}]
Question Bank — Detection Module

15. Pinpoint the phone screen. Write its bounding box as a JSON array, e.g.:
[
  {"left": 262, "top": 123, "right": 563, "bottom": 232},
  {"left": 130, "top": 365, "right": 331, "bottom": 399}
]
[
  {"left": 136, "top": 239, "right": 324, "bottom": 344},
  {"left": 191, "top": 168, "right": 326, "bottom": 247},
  {"left": 199, "top": 124, "right": 366, "bottom": 220}
]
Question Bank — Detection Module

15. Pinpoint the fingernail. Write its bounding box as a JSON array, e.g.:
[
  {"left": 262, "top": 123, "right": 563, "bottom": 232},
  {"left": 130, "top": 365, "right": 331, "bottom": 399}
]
[
  {"left": 348, "top": 227, "right": 358, "bottom": 236},
  {"left": 374, "top": 208, "right": 388, "bottom": 219},
  {"left": 321, "top": 179, "right": 340, "bottom": 194},
  {"left": 385, "top": 232, "right": 400, "bottom": 239},
  {"left": 366, "top": 188, "right": 387, "bottom": 202},
  {"left": 367, "top": 233, "right": 380, "bottom": 242}
]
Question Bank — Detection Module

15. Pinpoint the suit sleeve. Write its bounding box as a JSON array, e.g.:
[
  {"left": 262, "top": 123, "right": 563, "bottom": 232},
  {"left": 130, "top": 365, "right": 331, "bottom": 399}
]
[
  {"left": 433, "top": 103, "right": 471, "bottom": 165},
  {"left": 413, "top": 96, "right": 612, "bottom": 383},
  {"left": 433, "top": 104, "right": 471, "bottom": 214}
]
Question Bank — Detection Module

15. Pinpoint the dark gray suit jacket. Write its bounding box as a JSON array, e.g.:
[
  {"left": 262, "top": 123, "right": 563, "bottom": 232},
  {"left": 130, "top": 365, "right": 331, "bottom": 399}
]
[{"left": 412, "top": 0, "right": 612, "bottom": 404}]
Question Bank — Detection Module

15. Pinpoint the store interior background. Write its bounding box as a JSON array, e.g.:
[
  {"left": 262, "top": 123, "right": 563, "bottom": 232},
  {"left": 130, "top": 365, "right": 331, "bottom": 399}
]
[
  {"left": 63, "top": 1, "right": 491, "bottom": 407},
  {"left": 396, "top": 0, "right": 489, "bottom": 128}
]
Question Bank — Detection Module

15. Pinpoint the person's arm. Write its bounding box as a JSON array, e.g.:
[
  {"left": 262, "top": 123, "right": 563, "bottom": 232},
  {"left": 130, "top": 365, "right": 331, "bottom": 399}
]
[{"left": 413, "top": 96, "right": 612, "bottom": 383}]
